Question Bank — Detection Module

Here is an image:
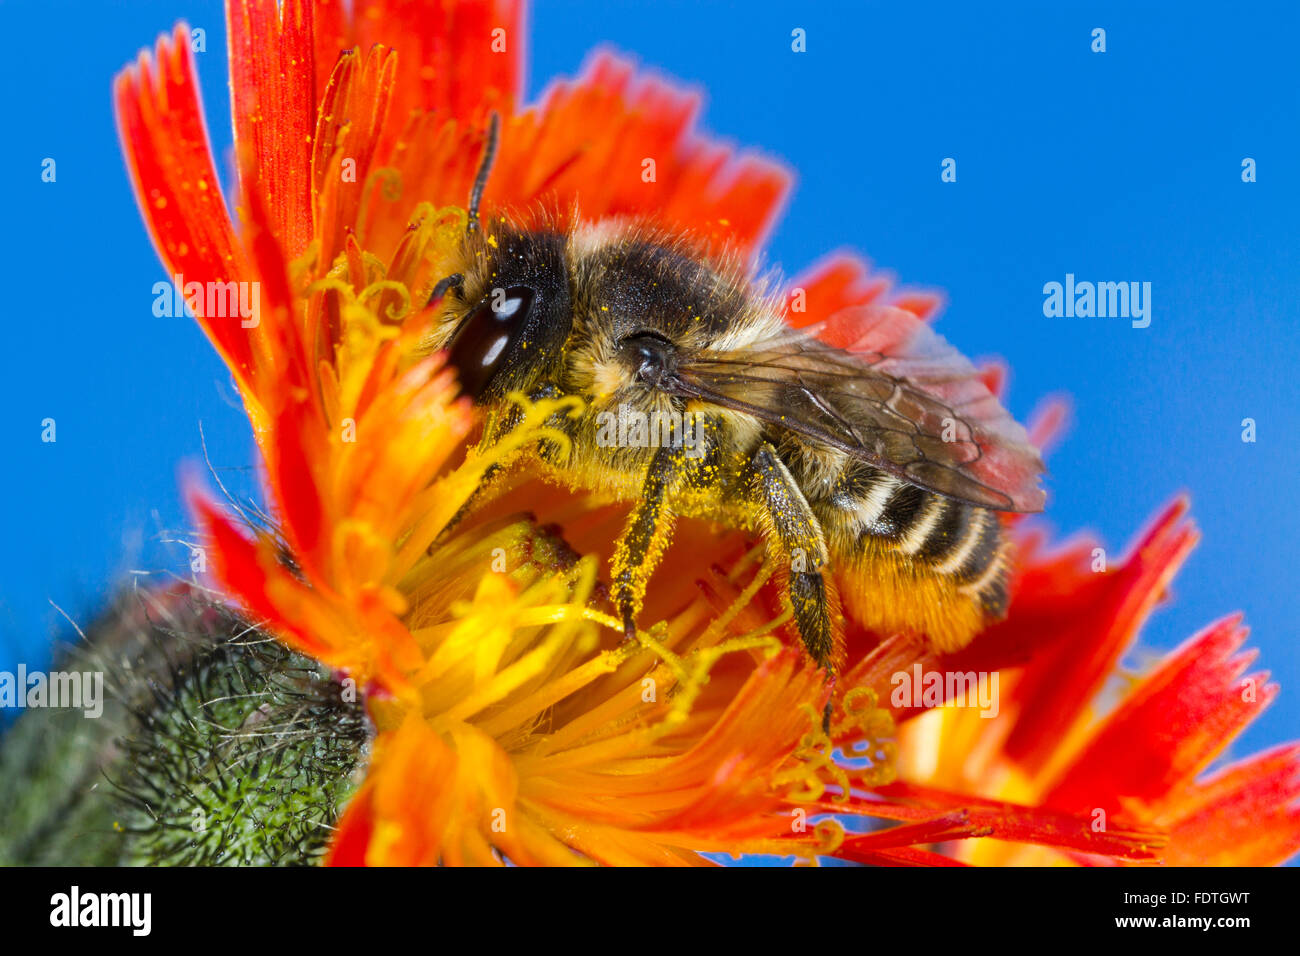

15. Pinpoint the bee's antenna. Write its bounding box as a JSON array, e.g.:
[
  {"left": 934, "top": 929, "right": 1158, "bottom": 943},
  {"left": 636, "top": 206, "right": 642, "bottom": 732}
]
[{"left": 466, "top": 112, "right": 500, "bottom": 234}]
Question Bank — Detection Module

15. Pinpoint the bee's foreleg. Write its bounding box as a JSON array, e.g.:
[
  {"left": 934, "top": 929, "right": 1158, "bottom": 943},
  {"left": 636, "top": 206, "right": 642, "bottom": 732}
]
[
  {"left": 610, "top": 444, "right": 689, "bottom": 641},
  {"left": 434, "top": 383, "right": 570, "bottom": 546},
  {"left": 747, "top": 443, "right": 839, "bottom": 679}
]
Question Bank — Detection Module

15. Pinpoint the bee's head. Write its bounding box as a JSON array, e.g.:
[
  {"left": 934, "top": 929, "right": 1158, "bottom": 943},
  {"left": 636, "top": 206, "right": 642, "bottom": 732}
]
[
  {"left": 437, "top": 227, "right": 574, "bottom": 402},
  {"left": 423, "top": 114, "right": 573, "bottom": 402}
]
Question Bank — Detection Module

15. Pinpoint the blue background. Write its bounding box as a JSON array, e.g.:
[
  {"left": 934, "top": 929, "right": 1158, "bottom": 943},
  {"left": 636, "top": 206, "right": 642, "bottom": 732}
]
[{"left": 1, "top": 0, "right": 1296, "bottom": 773}]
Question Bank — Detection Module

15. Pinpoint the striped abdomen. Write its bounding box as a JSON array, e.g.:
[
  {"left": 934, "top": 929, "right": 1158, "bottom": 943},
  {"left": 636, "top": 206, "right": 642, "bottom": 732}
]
[{"left": 814, "top": 461, "right": 1011, "bottom": 650}]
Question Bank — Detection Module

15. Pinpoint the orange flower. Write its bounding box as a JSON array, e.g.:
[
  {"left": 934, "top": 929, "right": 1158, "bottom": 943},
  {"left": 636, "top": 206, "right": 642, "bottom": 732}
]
[{"left": 115, "top": 0, "right": 1300, "bottom": 865}]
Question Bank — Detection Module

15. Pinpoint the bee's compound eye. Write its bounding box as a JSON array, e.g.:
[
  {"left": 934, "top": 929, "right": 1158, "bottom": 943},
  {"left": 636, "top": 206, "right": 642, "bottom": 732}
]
[
  {"left": 621, "top": 330, "right": 677, "bottom": 386},
  {"left": 446, "top": 285, "right": 536, "bottom": 398}
]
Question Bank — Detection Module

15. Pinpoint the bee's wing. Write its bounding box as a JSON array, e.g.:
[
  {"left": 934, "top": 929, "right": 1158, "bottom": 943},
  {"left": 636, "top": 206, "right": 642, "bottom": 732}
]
[{"left": 671, "top": 304, "right": 1047, "bottom": 512}]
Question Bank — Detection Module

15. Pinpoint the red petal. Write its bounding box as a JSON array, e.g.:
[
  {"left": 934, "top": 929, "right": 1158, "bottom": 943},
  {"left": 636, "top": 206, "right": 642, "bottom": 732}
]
[
  {"left": 993, "top": 498, "right": 1200, "bottom": 772},
  {"left": 311, "top": 44, "right": 399, "bottom": 273},
  {"left": 227, "top": 0, "right": 317, "bottom": 260},
  {"left": 114, "top": 25, "right": 255, "bottom": 384},
  {"left": 852, "top": 783, "right": 1166, "bottom": 862},
  {"left": 839, "top": 845, "right": 971, "bottom": 866},
  {"left": 1159, "top": 744, "right": 1300, "bottom": 866},
  {"left": 784, "top": 253, "right": 916, "bottom": 328},
  {"left": 1026, "top": 395, "right": 1071, "bottom": 459},
  {"left": 326, "top": 785, "right": 376, "bottom": 867},
  {"left": 352, "top": 0, "right": 524, "bottom": 124},
  {"left": 189, "top": 491, "right": 333, "bottom": 661},
  {"left": 977, "top": 359, "right": 1007, "bottom": 399},
  {"left": 1044, "top": 616, "right": 1277, "bottom": 811},
  {"left": 493, "top": 52, "right": 792, "bottom": 258}
]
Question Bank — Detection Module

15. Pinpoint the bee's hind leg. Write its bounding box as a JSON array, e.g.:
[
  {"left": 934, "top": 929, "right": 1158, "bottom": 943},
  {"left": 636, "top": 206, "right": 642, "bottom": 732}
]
[{"left": 747, "top": 443, "right": 839, "bottom": 731}]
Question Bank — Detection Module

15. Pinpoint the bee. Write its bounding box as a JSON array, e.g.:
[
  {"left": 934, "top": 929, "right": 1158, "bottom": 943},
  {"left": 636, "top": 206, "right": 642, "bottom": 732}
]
[{"left": 426, "top": 115, "right": 1046, "bottom": 680}]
